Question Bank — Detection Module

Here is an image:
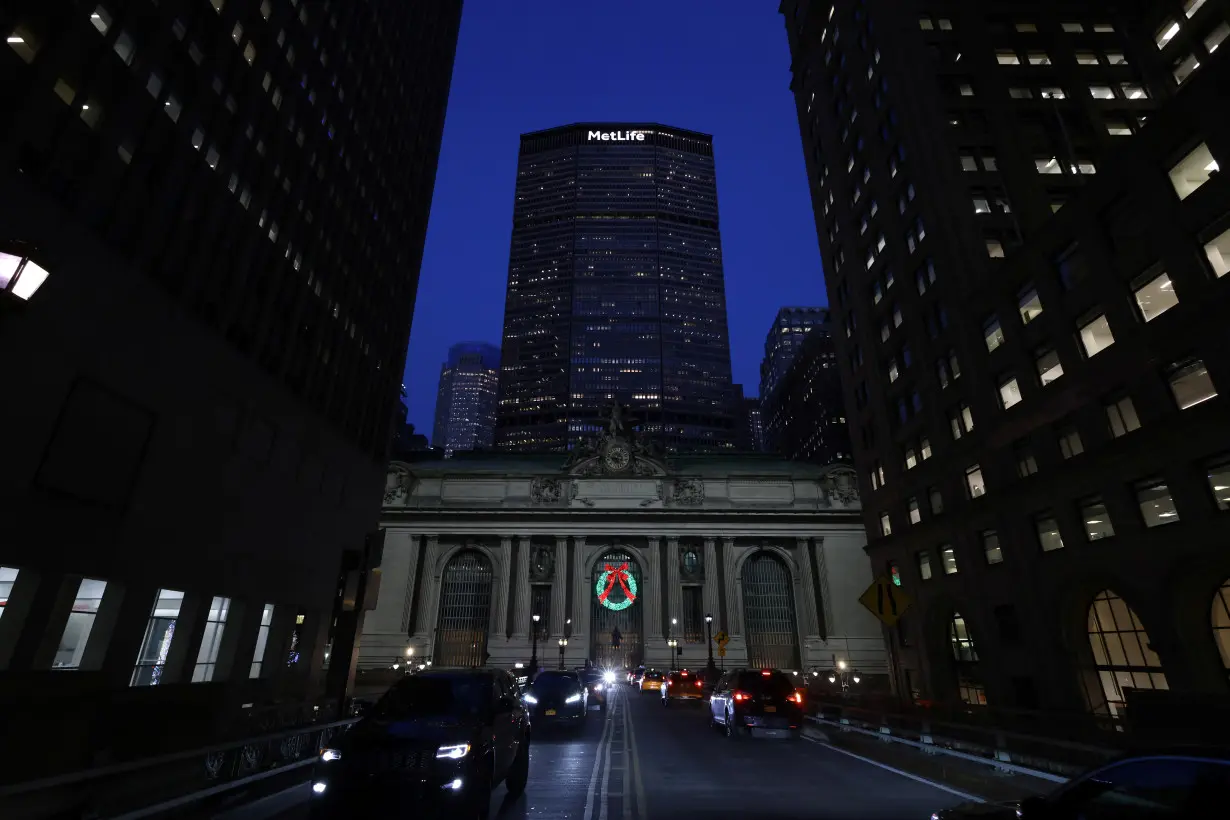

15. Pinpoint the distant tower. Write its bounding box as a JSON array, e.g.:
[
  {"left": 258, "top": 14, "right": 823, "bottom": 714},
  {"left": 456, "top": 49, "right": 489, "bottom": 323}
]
[{"left": 433, "top": 343, "right": 500, "bottom": 457}]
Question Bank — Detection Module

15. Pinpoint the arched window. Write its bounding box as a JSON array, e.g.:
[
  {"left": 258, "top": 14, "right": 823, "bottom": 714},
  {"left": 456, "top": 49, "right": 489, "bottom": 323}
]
[
  {"left": 1086, "top": 589, "right": 1167, "bottom": 716},
  {"left": 949, "top": 612, "right": 986, "bottom": 706},
  {"left": 1212, "top": 579, "right": 1230, "bottom": 676}
]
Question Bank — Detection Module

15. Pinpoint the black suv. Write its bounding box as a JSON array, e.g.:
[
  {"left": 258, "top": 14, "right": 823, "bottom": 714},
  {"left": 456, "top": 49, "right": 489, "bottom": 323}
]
[
  {"left": 708, "top": 668, "right": 805, "bottom": 739},
  {"left": 311, "top": 668, "right": 530, "bottom": 819}
]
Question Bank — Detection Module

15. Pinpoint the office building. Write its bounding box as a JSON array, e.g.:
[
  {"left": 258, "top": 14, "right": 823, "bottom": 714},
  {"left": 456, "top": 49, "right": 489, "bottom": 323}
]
[
  {"left": 781, "top": 0, "right": 1230, "bottom": 715},
  {"left": 495, "top": 123, "right": 737, "bottom": 454},
  {"left": 432, "top": 342, "right": 500, "bottom": 457},
  {"left": 741, "top": 390, "right": 769, "bottom": 452},
  {"left": 0, "top": 0, "right": 461, "bottom": 786},
  {"left": 762, "top": 324, "right": 849, "bottom": 465},
  {"left": 760, "top": 306, "right": 831, "bottom": 403}
]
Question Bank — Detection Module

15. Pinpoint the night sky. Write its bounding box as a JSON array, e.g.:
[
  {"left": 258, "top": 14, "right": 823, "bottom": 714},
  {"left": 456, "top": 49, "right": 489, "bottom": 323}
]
[{"left": 401, "top": 0, "right": 825, "bottom": 439}]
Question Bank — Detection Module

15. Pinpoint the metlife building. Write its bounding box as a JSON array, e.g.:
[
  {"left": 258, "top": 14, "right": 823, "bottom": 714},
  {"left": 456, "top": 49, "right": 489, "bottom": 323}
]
[{"left": 495, "top": 123, "right": 737, "bottom": 453}]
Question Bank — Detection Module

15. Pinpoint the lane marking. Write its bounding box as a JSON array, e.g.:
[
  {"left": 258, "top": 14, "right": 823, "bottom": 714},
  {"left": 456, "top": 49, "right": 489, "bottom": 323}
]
[
  {"left": 620, "top": 696, "right": 632, "bottom": 820},
  {"left": 624, "top": 691, "right": 648, "bottom": 820},
  {"left": 583, "top": 694, "right": 616, "bottom": 820},
  {"left": 598, "top": 697, "right": 614, "bottom": 820},
  {"left": 801, "top": 735, "right": 986, "bottom": 803}
]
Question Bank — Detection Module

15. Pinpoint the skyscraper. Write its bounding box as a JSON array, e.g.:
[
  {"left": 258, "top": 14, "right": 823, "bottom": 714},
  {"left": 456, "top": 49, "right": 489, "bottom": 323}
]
[
  {"left": 762, "top": 326, "right": 849, "bottom": 465},
  {"left": 432, "top": 342, "right": 501, "bottom": 457},
  {"left": 0, "top": 0, "right": 461, "bottom": 777},
  {"left": 759, "top": 306, "right": 831, "bottom": 403},
  {"left": 781, "top": 0, "right": 1230, "bottom": 713},
  {"left": 495, "top": 123, "right": 737, "bottom": 454}
]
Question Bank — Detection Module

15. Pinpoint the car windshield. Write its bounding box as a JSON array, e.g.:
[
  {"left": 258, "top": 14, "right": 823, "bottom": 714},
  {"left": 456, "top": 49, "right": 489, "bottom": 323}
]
[
  {"left": 644, "top": 672, "right": 663, "bottom": 681},
  {"left": 370, "top": 676, "right": 489, "bottom": 719},
  {"left": 740, "top": 671, "right": 797, "bottom": 698},
  {"left": 531, "top": 672, "right": 582, "bottom": 693}
]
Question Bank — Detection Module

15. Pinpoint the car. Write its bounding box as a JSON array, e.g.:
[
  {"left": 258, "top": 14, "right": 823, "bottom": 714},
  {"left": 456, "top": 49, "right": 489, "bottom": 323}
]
[
  {"left": 639, "top": 670, "right": 665, "bottom": 694},
  {"left": 709, "top": 668, "right": 805, "bottom": 739},
  {"left": 661, "top": 669, "right": 706, "bottom": 706},
  {"left": 577, "top": 668, "right": 611, "bottom": 711},
  {"left": 522, "top": 670, "right": 589, "bottom": 729},
  {"left": 629, "top": 666, "right": 645, "bottom": 686},
  {"left": 932, "top": 748, "right": 1230, "bottom": 819},
  {"left": 310, "top": 668, "right": 529, "bottom": 820}
]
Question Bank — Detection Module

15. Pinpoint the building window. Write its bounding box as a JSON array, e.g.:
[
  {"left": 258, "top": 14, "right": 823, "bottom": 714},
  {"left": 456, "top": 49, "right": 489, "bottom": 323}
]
[
  {"left": 984, "top": 317, "right": 1005, "bottom": 352},
  {"left": 53, "top": 579, "right": 108, "bottom": 669},
  {"left": 1058, "top": 425, "right": 1084, "bottom": 459},
  {"left": 982, "top": 531, "right": 1003, "bottom": 564},
  {"left": 1086, "top": 590, "right": 1166, "bottom": 716},
  {"left": 1027, "top": 51, "right": 1051, "bottom": 65},
  {"left": 965, "top": 465, "right": 986, "bottom": 498},
  {"left": 1173, "top": 53, "right": 1200, "bottom": 84},
  {"left": 1206, "top": 22, "right": 1230, "bottom": 53},
  {"left": 1016, "top": 444, "right": 1038, "bottom": 477},
  {"left": 90, "top": 6, "right": 113, "bottom": 34},
  {"left": 904, "top": 447, "right": 917, "bottom": 469},
  {"left": 1079, "top": 314, "right": 1115, "bottom": 357},
  {"left": 1089, "top": 85, "right": 1116, "bottom": 100},
  {"left": 1205, "top": 226, "right": 1230, "bottom": 278},
  {"left": 113, "top": 29, "right": 136, "bottom": 65},
  {"left": 1018, "top": 288, "right": 1043, "bottom": 324},
  {"left": 917, "top": 552, "right": 933, "bottom": 580},
  {"left": 908, "top": 498, "right": 921, "bottom": 524},
  {"left": 1156, "top": 18, "right": 1181, "bottom": 49},
  {"left": 996, "top": 50, "right": 1020, "bottom": 65},
  {"left": 250, "top": 603, "right": 275, "bottom": 677},
  {"left": 0, "top": 566, "right": 17, "bottom": 622},
  {"left": 1035, "top": 515, "right": 1065, "bottom": 551},
  {"left": 1208, "top": 458, "right": 1230, "bottom": 510},
  {"left": 192, "top": 597, "right": 230, "bottom": 682},
  {"left": 1106, "top": 396, "right": 1141, "bottom": 438},
  {"left": 929, "top": 487, "right": 944, "bottom": 515},
  {"left": 880, "top": 512, "right": 892, "bottom": 536},
  {"left": 1213, "top": 580, "right": 1230, "bottom": 677},
  {"left": 941, "top": 546, "right": 958, "bottom": 575},
  {"left": 682, "top": 587, "right": 704, "bottom": 643},
  {"left": 1036, "top": 349, "right": 1064, "bottom": 385},
  {"left": 1137, "top": 480, "right": 1179, "bottom": 527},
  {"left": 1167, "top": 359, "right": 1217, "bottom": 409},
  {"left": 987, "top": 239, "right": 1005, "bottom": 258},
  {"left": 998, "top": 377, "right": 1022, "bottom": 409},
  {"left": 921, "top": 438, "right": 932, "bottom": 460},
  {"left": 131, "top": 589, "right": 185, "bottom": 686},
  {"left": 1081, "top": 498, "right": 1115, "bottom": 541},
  {"left": 1169, "top": 143, "right": 1219, "bottom": 199},
  {"left": 1132, "top": 271, "right": 1178, "bottom": 321}
]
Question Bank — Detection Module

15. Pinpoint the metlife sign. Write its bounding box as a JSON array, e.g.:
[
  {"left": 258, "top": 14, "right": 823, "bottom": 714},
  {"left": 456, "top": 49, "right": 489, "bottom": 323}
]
[{"left": 587, "top": 130, "right": 646, "bottom": 142}]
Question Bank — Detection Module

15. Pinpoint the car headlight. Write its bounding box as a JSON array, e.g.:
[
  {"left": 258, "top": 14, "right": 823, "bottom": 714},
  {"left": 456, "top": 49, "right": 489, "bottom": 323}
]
[
  {"left": 320, "top": 748, "right": 342, "bottom": 762},
  {"left": 435, "top": 743, "right": 471, "bottom": 760},
  {"left": 603, "top": 671, "right": 616, "bottom": 684},
  {"left": 593, "top": 683, "right": 604, "bottom": 691},
  {"left": 566, "top": 693, "right": 582, "bottom": 704},
  {"left": 523, "top": 693, "right": 538, "bottom": 704}
]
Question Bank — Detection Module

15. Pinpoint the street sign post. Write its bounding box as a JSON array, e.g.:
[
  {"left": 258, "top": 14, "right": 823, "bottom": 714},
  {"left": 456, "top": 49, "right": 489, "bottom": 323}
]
[
  {"left": 857, "top": 575, "right": 913, "bottom": 628},
  {"left": 717, "top": 646, "right": 726, "bottom": 658}
]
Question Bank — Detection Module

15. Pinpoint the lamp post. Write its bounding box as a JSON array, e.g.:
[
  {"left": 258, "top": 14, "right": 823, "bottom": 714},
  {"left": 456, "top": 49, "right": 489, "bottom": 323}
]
[
  {"left": 558, "top": 637, "right": 568, "bottom": 670},
  {"left": 667, "top": 638, "right": 678, "bottom": 671},
  {"left": 828, "top": 659, "right": 860, "bottom": 697},
  {"left": 530, "top": 613, "right": 541, "bottom": 674},
  {"left": 704, "top": 613, "right": 715, "bottom": 676}
]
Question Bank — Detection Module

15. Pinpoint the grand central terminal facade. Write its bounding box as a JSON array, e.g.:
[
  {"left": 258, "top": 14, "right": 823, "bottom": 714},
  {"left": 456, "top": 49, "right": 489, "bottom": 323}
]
[{"left": 359, "top": 418, "right": 887, "bottom": 684}]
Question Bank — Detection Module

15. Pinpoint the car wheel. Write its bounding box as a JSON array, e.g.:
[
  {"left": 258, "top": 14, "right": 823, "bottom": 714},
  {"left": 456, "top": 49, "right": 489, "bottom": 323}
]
[
  {"left": 725, "top": 709, "right": 740, "bottom": 740},
  {"left": 504, "top": 740, "right": 529, "bottom": 797}
]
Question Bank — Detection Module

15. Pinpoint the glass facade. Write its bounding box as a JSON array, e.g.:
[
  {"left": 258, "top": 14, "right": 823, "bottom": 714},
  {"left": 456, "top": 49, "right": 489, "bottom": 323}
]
[
  {"left": 432, "top": 342, "right": 500, "bottom": 457},
  {"left": 496, "top": 124, "right": 735, "bottom": 453}
]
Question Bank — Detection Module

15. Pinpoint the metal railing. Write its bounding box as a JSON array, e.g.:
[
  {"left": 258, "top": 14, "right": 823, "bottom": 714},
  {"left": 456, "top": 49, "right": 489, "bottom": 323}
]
[{"left": 0, "top": 713, "right": 359, "bottom": 819}]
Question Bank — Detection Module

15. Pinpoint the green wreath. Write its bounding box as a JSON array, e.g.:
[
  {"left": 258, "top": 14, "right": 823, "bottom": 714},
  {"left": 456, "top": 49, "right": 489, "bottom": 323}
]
[{"left": 595, "top": 562, "right": 638, "bottom": 611}]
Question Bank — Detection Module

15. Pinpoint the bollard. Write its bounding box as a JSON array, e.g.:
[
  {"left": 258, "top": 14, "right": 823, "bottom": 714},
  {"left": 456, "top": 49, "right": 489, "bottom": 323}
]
[
  {"left": 920, "top": 720, "right": 938, "bottom": 755},
  {"left": 993, "top": 731, "right": 1014, "bottom": 776}
]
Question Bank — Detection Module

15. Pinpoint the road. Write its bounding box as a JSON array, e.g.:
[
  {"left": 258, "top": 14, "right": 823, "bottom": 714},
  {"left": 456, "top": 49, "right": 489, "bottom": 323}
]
[{"left": 241, "top": 684, "right": 970, "bottom": 820}]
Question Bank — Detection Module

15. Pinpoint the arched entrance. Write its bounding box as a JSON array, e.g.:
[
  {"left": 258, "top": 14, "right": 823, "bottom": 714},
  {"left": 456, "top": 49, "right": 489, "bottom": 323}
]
[
  {"left": 590, "top": 549, "right": 643, "bottom": 670},
  {"left": 742, "top": 551, "right": 800, "bottom": 669},
  {"left": 433, "top": 550, "right": 493, "bottom": 668},
  {"left": 1084, "top": 589, "right": 1167, "bottom": 716}
]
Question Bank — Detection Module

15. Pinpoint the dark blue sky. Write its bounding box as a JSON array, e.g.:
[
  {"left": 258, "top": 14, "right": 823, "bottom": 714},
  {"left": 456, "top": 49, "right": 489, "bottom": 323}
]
[{"left": 402, "top": 0, "right": 825, "bottom": 438}]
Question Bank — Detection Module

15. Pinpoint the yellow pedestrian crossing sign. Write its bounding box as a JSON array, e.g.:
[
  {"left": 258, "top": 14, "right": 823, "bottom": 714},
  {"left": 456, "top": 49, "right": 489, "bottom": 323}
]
[
  {"left": 858, "top": 575, "right": 912, "bottom": 628},
  {"left": 713, "top": 630, "right": 729, "bottom": 646}
]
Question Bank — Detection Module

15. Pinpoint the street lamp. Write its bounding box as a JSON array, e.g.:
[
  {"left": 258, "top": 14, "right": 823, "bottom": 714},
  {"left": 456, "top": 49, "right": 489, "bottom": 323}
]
[
  {"left": 558, "top": 637, "right": 568, "bottom": 670},
  {"left": 0, "top": 242, "right": 51, "bottom": 304},
  {"left": 530, "top": 614, "right": 541, "bottom": 673},
  {"left": 405, "top": 647, "right": 414, "bottom": 658},
  {"left": 830, "top": 657, "right": 859, "bottom": 696},
  {"left": 667, "top": 638, "right": 678, "bottom": 671},
  {"left": 704, "top": 613, "right": 715, "bottom": 676}
]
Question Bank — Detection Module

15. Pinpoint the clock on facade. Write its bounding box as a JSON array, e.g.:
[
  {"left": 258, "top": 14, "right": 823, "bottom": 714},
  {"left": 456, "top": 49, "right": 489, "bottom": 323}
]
[{"left": 602, "top": 441, "right": 631, "bottom": 472}]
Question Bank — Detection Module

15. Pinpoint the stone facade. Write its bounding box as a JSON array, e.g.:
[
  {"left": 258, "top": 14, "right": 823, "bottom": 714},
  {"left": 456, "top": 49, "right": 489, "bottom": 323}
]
[{"left": 362, "top": 414, "right": 886, "bottom": 678}]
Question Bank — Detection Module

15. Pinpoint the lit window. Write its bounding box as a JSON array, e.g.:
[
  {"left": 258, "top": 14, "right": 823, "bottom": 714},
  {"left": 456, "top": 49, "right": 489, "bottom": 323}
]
[
  {"left": 1167, "top": 359, "right": 1217, "bottom": 409},
  {"left": 987, "top": 239, "right": 1005, "bottom": 258},
  {"left": 1173, "top": 54, "right": 1200, "bottom": 84},
  {"left": 112, "top": 29, "right": 136, "bottom": 65},
  {"left": 959, "top": 84, "right": 974, "bottom": 97},
  {"left": 1205, "top": 226, "right": 1230, "bottom": 277},
  {"left": 961, "top": 404, "right": 974, "bottom": 433},
  {"left": 888, "top": 359, "right": 900, "bottom": 382},
  {"left": 941, "top": 546, "right": 959, "bottom": 575},
  {"left": 1106, "top": 52, "right": 1128, "bottom": 65},
  {"left": 904, "top": 448, "right": 917, "bottom": 469},
  {"left": 53, "top": 579, "right": 108, "bottom": 669},
  {"left": 1106, "top": 396, "right": 1141, "bottom": 438},
  {"left": 131, "top": 589, "right": 184, "bottom": 686},
  {"left": 965, "top": 465, "right": 986, "bottom": 498},
  {"left": 1075, "top": 50, "right": 1098, "bottom": 64},
  {"left": 960, "top": 155, "right": 978, "bottom": 171},
  {"left": 1132, "top": 271, "right": 1178, "bottom": 321},
  {"left": 1093, "top": 23, "right": 1115, "bottom": 32},
  {"left": 244, "top": 41, "right": 256, "bottom": 64},
  {"left": 1018, "top": 288, "right": 1042, "bottom": 324},
  {"left": 90, "top": 6, "right": 113, "bottom": 34},
  {"left": 1036, "top": 349, "right": 1064, "bottom": 385},
  {"left": 1058, "top": 425, "right": 1084, "bottom": 459},
  {"left": 996, "top": 51, "right": 1020, "bottom": 65},
  {"left": 1168, "top": 143, "right": 1219, "bottom": 199},
  {"left": 1137, "top": 481, "right": 1179, "bottom": 527},
  {"left": 984, "top": 318, "right": 1005, "bottom": 352},
  {"left": 1041, "top": 87, "right": 1066, "bottom": 99},
  {"left": 982, "top": 531, "right": 1003, "bottom": 564},
  {"left": 973, "top": 197, "right": 991, "bottom": 214},
  {"left": 1081, "top": 498, "right": 1115, "bottom": 541},
  {"left": 999, "top": 377, "right": 1022, "bottom": 409},
  {"left": 1105, "top": 120, "right": 1133, "bottom": 136},
  {"left": 917, "top": 552, "right": 933, "bottom": 580},
  {"left": 1155, "top": 19, "right": 1180, "bottom": 49},
  {"left": 261, "top": 0, "right": 272, "bottom": 19},
  {"left": 1015, "top": 22, "right": 1037, "bottom": 33},
  {"left": 80, "top": 99, "right": 102, "bottom": 130},
  {"left": 880, "top": 512, "right": 893, "bottom": 536},
  {"left": 1078, "top": 314, "right": 1114, "bottom": 357},
  {"left": 1205, "top": 22, "right": 1229, "bottom": 53},
  {"left": 52, "top": 79, "right": 75, "bottom": 105},
  {"left": 1063, "top": 22, "right": 1084, "bottom": 33},
  {"left": 1009, "top": 87, "right": 1033, "bottom": 99},
  {"left": 1184, "top": 0, "right": 1207, "bottom": 18},
  {"left": 1207, "top": 459, "right": 1230, "bottom": 510},
  {"left": 211, "top": 0, "right": 225, "bottom": 11},
  {"left": 164, "top": 94, "right": 182, "bottom": 122},
  {"left": 939, "top": 19, "right": 952, "bottom": 31},
  {"left": 1027, "top": 52, "right": 1051, "bottom": 65},
  {"left": 191, "top": 597, "right": 231, "bottom": 682},
  {"left": 191, "top": 128, "right": 205, "bottom": 150},
  {"left": 1035, "top": 515, "right": 1065, "bottom": 551},
  {"left": 250, "top": 603, "right": 275, "bottom": 677},
  {"left": 920, "top": 18, "right": 934, "bottom": 30},
  {"left": 1089, "top": 85, "right": 1115, "bottom": 100},
  {"left": 1120, "top": 83, "right": 1148, "bottom": 100},
  {"left": 1035, "top": 157, "right": 1062, "bottom": 174},
  {"left": 921, "top": 438, "right": 932, "bottom": 460}
]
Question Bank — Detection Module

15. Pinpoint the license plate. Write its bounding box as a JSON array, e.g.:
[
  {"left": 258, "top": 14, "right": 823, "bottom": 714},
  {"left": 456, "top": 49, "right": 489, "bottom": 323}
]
[
  {"left": 764, "top": 706, "right": 777, "bottom": 712},
  {"left": 545, "top": 709, "right": 556, "bottom": 716}
]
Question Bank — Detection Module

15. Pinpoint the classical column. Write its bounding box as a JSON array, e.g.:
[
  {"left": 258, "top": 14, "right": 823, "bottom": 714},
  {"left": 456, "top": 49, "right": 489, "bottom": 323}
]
[
  {"left": 795, "top": 537, "right": 821, "bottom": 637},
  {"left": 510, "top": 536, "right": 533, "bottom": 640},
  {"left": 812, "top": 536, "right": 834, "bottom": 632},
  {"left": 570, "top": 536, "right": 587, "bottom": 635},
  {"left": 702, "top": 537, "right": 720, "bottom": 623},
  {"left": 643, "top": 537, "right": 663, "bottom": 641},
  {"left": 665, "top": 537, "right": 682, "bottom": 636},
  {"left": 401, "top": 533, "right": 422, "bottom": 633},
  {"left": 720, "top": 537, "right": 741, "bottom": 636},
  {"left": 491, "top": 536, "right": 512, "bottom": 638},
  {"left": 413, "top": 535, "right": 441, "bottom": 640},
  {"left": 550, "top": 536, "right": 568, "bottom": 638}
]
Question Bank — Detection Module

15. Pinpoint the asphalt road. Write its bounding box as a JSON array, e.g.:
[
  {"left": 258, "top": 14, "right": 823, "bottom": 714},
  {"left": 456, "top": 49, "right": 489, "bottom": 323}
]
[{"left": 236, "top": 684, "right": 970, "bottom": 820}]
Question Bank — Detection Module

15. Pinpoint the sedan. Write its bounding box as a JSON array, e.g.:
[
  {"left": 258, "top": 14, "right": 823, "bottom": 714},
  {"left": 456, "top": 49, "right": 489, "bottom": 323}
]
[
  {"left": 522, "top": 671, "right": 588, "bottom": 730},
  {"left": 709, "top": 668, "right": 804, "bottom": 739},
  {"left": 662, "top": 669, "right": 706, "bottom": 706},
  {"left": 639, "top": 670, "right": 665, "bottom": 694}
]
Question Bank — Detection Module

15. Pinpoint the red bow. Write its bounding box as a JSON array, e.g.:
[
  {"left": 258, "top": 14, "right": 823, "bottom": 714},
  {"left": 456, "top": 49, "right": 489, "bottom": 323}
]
[{"left": 599, "top": 562, "right": 635, "bottom": 604}]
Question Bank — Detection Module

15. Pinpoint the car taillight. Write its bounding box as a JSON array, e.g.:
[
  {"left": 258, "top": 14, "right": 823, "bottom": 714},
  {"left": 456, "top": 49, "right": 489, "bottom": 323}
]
[
  {"left": 761, "top": 670, "right": 772, "bottom": 677},
  {"left": 696, "top": 680, "right": 702, "bottom": 688},
  {"left": 732, "top": 690, "right": 751, "bottom": 702},
  {"left": 791, "top": 692, "right": 804, "bottom": 704}
]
